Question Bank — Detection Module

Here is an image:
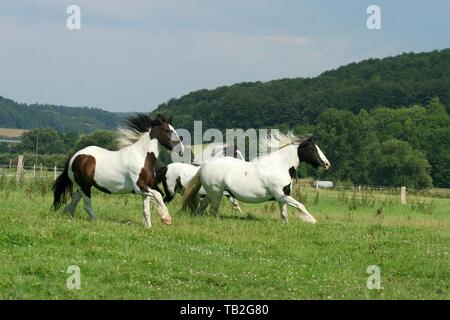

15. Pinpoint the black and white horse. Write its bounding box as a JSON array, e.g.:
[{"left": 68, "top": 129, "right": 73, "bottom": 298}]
[
  {"left": 154, "top": 143, "right": 244, "bottom": 211},
  {"left": 52, "top": 114, "right": 184, "bottom": 228},
  {"left": 183, "top": 132, "right": 330, "bottom": 223}
]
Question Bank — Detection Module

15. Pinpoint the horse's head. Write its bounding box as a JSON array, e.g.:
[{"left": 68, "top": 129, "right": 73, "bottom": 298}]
[
  {"left": 150, "top": 115, "right": 184, "bottom": 156},
  {"left": 297, "top": 135, "right": 330, "bottom": 170}
]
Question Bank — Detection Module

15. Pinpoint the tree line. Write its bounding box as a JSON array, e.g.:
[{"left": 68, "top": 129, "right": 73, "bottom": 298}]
[{"left": 1, "top": 98, "right": 448, "bottom": 188}]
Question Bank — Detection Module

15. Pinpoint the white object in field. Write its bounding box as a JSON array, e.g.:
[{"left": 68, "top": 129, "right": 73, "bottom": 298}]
[
  {"left": 400, "top": 186, "right": 406, "bottom": 204},
  {"left": 16, "top": 155, "right": 24, "bottom": 183},
  {"left": 312, "top": 181, "right": 334, "bottom": 189}
]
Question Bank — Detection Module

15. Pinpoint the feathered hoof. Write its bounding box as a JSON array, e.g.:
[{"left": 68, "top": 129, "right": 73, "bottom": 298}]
[{"left": 161, "top": 218, "right": 172, "bottom": 225}]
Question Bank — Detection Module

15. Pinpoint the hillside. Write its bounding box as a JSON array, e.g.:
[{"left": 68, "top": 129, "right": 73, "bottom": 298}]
[
  {"left": 153, "top": 49, "right": 450, "bottom": 131},
  {"left": 0, "top": 96, "right": 124, "bottom": 133},
  {"left": 152, "top": 49, "right": 450, "bottom": 188}
]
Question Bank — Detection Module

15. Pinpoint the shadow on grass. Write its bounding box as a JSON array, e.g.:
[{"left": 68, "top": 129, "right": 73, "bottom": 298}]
[
  {"left": 220, "top": 213, "right": 265, "bottom": 222},
  {"left": 174, "top": 209, "right": 265, "bottom": 222}
]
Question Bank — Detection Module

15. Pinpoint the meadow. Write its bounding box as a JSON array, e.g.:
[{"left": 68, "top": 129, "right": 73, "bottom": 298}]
[{"left": 0, "top": 174, "right": 448, "bottom": 299}]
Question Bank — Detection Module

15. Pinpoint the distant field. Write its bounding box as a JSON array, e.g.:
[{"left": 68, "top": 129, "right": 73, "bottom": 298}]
[
  {"left": 0, "top": 128, "right": 28, "bottom": 138},
  {"left": 0, "top": 176, "right": 448, "bottom": 299}
]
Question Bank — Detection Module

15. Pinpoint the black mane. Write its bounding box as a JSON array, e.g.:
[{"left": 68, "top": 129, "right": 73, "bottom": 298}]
[{"left": 121, "top": 113, "right": 171, "bottom": 134}]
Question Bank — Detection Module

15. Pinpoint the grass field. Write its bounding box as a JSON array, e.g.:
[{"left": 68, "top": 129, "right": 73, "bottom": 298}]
[{"left": 0, "top": 175, "right": 449, "bottom": 299}]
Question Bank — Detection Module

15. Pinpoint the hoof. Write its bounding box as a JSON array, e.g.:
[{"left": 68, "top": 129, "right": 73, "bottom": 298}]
[
  {"left": 307, "top": 218, "right": 317, "bottom": 224},
  {"left": 143, "top": 220, "right": 152, "bottom": 228},
  {"left": 161, "top": 218, "right": 172, "bottom": 225},
  {"left": 300, "top": 215, "right": 317, "bottom": 224}
]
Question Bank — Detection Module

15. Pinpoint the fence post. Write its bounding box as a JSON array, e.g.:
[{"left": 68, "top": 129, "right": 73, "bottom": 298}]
[
  {"left": 33, "top": 164, "right": 36, "bottom": 178},
  {"left": 54, "top": 163, "right": 57, "bottom": 180},
  {"left": 9, "top": 159, "right": 12, "bottom": 170},
  {"left": 16, "top": 155, "right": 24, "bottom": 183},
  {"left": 400, "top": 186, "right": 406, "bottom": 204},
  {"left": 40, "top": 163, "right": 43, "bottom": 178}
]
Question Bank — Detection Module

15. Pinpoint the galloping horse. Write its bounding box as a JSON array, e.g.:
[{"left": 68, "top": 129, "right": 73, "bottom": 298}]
[
  {"left": 52, "top": 114, "right": 184, "bottom": 228},
  {"left": 183, "top": 132, "right": 330, "bottom": 223},
  {"left": 154, "top": 143, "right": 244, "bottom": 211}
]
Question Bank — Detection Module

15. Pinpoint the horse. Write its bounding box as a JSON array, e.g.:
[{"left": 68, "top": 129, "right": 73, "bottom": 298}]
[
  {"left": 182, "top": 132, "right": 330, "bottom": 223},
  {"left": 52, "top": 114, "right": 184, "bottom": 228},
  {"left": 154, "top": 143, "right": 244, "bottom": 211}
]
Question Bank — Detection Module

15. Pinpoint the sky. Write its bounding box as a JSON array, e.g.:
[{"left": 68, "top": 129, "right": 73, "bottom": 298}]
[{"left": 0, "top": 0, "right": 449, "bottom": 112}]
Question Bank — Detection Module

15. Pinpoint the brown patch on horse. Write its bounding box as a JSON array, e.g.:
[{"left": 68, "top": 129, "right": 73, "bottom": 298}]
[
  {"left": 150, "top": 123, "right": 174, "bottom": 150},
  {"left": 72, "top": 154, "right": 111, "bottom": 197},
  {"left": 136, "top": 152, "right": 157, "bottom": 192}
]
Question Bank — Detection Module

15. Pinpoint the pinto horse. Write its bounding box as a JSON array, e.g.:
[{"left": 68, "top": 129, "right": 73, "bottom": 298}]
[
  {"left": 183, "top": 132, "right": 330, "bottom": 223},
  {"left": 154, "top": 143, "right": 244, "bottom": 211},
  {"left": 52, "top": 114, "right": 184, "bottom": 227}
]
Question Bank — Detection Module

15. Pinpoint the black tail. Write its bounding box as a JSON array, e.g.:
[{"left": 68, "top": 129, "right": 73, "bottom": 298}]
[
  {"left": 154, "top": 166, "right": 173, "bottom": 203},
  {"left": 52, "top": 159, "right": 73, "bottom": 211}
]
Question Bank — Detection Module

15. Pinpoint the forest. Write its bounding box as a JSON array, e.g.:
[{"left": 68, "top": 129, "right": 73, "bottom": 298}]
[
  {"left": 151, "top": 49, "right": 450, "bottom": 188},
  {"left": 0, "top": 96, "right": 124, "bottom": 132},
  {"left": 1, "top": 49, "right": 449, "bottom": 188}
]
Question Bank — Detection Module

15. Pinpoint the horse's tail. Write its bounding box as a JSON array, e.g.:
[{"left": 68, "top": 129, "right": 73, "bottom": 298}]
[
  {"left": 182, "top": 170, "right": 202, "bottom": 213},
  {"left": 154, "top": 166, "right": 171, "bottom": 202},
  {"left": 52, "top": 159, "right": 73, "bottom": 211}
]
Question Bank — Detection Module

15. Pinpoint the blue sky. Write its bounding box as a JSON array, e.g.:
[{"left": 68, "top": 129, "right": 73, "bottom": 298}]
[{"left": 0, "top": 0, "right": 449, "bottom": 112}]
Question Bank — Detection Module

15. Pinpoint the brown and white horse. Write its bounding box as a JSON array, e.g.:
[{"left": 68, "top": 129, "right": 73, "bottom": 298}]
[{"left": 52, "top": 114, "right": 184, "bottom": 228}]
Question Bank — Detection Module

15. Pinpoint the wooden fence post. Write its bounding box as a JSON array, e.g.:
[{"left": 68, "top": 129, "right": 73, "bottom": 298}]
[
  {"left": 9, "top": 159, "right": 12, "bottom": 170},
  {"left": 33, "top": 164, "right": 36, "bottom": 178},
  {"left": 16, "top": 155, "right": 24, "bottom": 183},
  {"left": 54, "top": 164, "right": 57, "bottom": 180},
  {"left": 400, "top": 186, "right": 407, "bottom": 204},
  {"left": 40, "top": 163, "right": 43, "bottom": 178}
]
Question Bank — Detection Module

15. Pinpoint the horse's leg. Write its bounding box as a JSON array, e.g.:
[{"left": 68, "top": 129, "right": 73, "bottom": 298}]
[
  {"left": 138, "top": 189, "right": 172, "bottom": 225},
  {"left": 278, "top": 201, "right": 288, "bottom": 223},
  {"left": 198, "top": 196, "right": 210, "bottom": 214},
  {"left": 226, "top": 195, "right": 242, "bottom": 213},
  {"left": 81, "top": 189, "right": 97, "bottom": 221},
  {"left": 142, "top": 195, "right": 151, "bottom": 228},
  {"left": 280, "top": 195, "right": 316, "bottom": 224},
  {"left": 207, "top": 190, "right": 223, "bottom": 219},
  {"left": 64, "top": 190, "right": 82, "bottom": 216}
]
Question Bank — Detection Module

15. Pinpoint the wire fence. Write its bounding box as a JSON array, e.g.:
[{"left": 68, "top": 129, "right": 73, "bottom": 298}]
[
  {"left": 0, "top": 163, "right": 64, "bottom": 180},
  {"left": 1, "top": 161, "right": 449, "bottom": 204}
]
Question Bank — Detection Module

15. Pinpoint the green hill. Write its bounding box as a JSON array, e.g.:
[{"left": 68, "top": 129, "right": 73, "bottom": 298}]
[
  {"left": 153, "top": 49, "right": 450, "bottom": 188},
  {"left": 0, "top": 96, "right": 124, "bottom": 133},
  {"left": 154, "top": 49, "right": 450, "bottom": 131}
]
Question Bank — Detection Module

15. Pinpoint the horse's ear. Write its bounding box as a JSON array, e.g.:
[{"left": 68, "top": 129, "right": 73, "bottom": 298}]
[
  {"left": 153, "top": 114, "right": 164, "bottom": 126},
  {"left": 300, "top": 135, "right": 315, "bottom": 147}
]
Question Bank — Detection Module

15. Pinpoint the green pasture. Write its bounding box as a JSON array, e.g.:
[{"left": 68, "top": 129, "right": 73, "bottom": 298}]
[{"left": 0, "top": 176, "right": 448, "bottom": 299}]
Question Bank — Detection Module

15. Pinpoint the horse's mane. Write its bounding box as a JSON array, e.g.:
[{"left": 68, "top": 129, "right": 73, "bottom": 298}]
[
  {"left": 259, "top": 130, "right": 303, "bottom": 151},
  {"left": 192, "top": 143, "right": 233, "bottom": 165},
  {"left": 117, "top": 113, "right": 171, "bottom": 149}
]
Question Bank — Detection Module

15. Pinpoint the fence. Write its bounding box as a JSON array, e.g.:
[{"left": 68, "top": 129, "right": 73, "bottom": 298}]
[
  {"left": 0, "top": 156, "right": 64, "bottom": 181},
  {"left": 1, "top": 155, "right": 449, "bottom": 203}
]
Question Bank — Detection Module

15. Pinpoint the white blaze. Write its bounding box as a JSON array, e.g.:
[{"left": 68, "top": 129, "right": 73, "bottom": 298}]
[
  {"left": 315, "top": 144, "right": 330, "bottom": 169},
  {"left": 169, "top": 124, "right": 185, "bottom": 156}
]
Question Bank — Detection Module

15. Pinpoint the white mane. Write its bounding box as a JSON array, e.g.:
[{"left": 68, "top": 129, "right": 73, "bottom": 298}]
[
  {"left": 117, "top": 127, "right": 148, "bottom": 149},
  {"left": 193, "top": 143, "right": 233, "bottom": 165},
  {"left": 259, "top": 130, "right": 302, "bottom": 151}
]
